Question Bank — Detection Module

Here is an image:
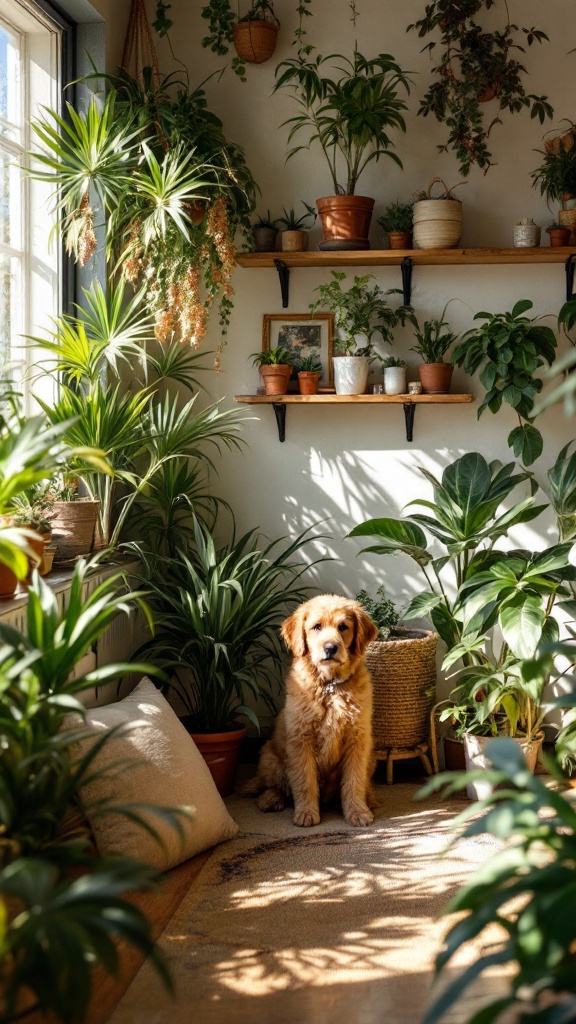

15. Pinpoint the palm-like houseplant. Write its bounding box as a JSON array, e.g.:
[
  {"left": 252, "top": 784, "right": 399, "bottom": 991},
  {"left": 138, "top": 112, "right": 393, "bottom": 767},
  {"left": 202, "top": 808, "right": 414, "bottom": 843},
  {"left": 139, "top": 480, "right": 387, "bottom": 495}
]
[
  {"left": 399, "top": 302, "right": 460, "bottom": 394},
  {"left": 30, "top": 277, "right": 245, "bottom": 550},
  {"left": 273, "top": 47, "right": 411, "bottom": 247},
  {"left": 30, "top": 67, "right": 258, "bottom": 358},
  {"left": 408, "top": 0, "right": 553, "bottom": 176}
]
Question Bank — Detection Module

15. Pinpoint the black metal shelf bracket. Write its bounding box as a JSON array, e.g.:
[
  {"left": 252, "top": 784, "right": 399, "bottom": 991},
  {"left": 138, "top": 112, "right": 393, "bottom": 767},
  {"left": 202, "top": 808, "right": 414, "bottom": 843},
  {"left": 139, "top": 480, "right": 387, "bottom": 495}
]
[
  {"left": 273, "top": 403, "right": 287, "bottom": 442},
  {"left": 566, "top": 254, "right": 576, "bottom": 301},
  {"left": 274, "top": 258, "right": 290, "bottom": 307},
  {"left": 403, "top": 403, "right": 416, "bottom": 442},
  {"left": 401, "top": 256, "right": 413, "bottom": 305}
]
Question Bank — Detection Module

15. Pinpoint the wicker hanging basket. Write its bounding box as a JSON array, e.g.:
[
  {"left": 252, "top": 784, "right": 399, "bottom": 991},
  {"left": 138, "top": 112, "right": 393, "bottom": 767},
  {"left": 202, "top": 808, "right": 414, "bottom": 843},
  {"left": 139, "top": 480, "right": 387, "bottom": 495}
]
[
  {"left": 232, "top": 18, "right": 279, "bottom": 64},
  {"left": 366, "top": 627, "right": 439, "bottom": 750}
]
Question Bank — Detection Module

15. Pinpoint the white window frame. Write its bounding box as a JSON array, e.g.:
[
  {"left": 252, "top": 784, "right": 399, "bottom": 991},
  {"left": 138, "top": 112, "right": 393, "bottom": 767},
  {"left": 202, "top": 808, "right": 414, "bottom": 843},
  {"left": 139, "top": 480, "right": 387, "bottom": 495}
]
[{"left": 0, "top": 0, "right": 63, "bottom": 411}]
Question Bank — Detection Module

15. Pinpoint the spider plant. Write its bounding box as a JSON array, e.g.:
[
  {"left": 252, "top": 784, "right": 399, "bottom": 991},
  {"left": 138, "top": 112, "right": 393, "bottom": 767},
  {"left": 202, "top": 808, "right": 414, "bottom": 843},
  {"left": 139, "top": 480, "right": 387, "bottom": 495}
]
[{"left": 132, "top": 518, "right": 325, "bottom": 733}]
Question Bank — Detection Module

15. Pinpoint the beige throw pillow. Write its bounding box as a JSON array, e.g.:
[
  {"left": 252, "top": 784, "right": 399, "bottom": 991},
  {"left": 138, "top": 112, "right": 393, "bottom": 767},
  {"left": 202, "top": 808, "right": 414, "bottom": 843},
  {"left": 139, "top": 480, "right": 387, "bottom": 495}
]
[{"left": 77, "top": 677, "right": 239, "bottom": 870}]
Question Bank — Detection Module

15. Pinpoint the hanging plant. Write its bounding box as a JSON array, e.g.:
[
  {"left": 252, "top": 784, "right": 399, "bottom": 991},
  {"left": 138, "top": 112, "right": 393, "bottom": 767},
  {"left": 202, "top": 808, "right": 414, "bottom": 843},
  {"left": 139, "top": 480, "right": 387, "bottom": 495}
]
[
  {"left": 407, "top": 0, "right": 553, "bottom": 176},
  {"left": 201, "top": 1, "right": 281, "bottom": 80},
  {"left": 30, "top": 68, "right": 258, "bottom": 362}
]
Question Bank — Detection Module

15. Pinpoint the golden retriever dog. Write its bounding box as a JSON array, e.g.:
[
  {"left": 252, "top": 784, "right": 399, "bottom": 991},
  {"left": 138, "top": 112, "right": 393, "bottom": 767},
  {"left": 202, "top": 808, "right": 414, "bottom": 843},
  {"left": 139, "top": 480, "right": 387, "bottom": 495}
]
[{"left": 246, "top": 594, "right": 378, "bottom": 828}]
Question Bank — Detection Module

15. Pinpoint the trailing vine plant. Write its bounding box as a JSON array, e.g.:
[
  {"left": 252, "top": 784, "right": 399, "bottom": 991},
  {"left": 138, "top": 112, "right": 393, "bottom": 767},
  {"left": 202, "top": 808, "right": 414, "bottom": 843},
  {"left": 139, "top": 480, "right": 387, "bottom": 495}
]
[
  {"left": 407, "top": 0, "right": 553, "bottom": 176},
  {"left": 201, "top": 0, "right": 280, "bottom": 79}
]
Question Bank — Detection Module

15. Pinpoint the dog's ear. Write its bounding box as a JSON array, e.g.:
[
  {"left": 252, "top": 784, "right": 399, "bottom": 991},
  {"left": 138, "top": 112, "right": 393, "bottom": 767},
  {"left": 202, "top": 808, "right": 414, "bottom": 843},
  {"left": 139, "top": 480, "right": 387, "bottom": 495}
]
[
  {"left": 351, "top": 606, "right": 379, "bottom": 655},
  {"left": 281, "top": 606, "right": 308, "bottom": 656}
]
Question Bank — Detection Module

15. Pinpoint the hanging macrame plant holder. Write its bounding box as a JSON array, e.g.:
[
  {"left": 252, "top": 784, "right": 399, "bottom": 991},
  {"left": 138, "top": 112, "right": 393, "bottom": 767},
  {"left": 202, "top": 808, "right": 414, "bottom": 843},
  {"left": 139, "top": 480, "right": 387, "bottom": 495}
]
[{"left": 121, "top": 0, "right": 161, "bottom": 90}]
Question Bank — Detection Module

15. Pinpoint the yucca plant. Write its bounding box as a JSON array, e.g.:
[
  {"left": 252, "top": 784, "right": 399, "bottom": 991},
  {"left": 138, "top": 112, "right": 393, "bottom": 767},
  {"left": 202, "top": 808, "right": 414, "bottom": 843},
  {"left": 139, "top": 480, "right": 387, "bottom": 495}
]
[
  {"left": 30, "top": 278, "right": 246, "bottom": 549},
  {"left": 133, "top": 518, "right": 324, "bottom": 732}
]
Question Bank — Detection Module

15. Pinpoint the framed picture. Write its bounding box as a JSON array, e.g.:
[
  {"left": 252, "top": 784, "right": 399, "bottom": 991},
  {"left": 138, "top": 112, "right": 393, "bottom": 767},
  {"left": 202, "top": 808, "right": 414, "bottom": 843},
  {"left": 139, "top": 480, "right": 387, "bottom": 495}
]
[{"left": 262, "top": 313, "right": 334, "bottom": 390}]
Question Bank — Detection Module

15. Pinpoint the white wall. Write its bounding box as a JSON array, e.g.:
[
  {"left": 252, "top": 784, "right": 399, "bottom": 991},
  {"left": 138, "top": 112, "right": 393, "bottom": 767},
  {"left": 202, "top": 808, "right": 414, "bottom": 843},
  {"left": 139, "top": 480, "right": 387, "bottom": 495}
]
[{"left": 144, "top": 3, "right": 576, "bottom": 701}]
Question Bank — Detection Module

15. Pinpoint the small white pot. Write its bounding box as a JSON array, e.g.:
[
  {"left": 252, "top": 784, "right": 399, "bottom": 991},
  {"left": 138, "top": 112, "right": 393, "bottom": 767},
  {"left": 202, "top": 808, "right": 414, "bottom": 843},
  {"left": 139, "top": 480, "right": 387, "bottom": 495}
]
[
  {"left": 333, "top": 356, "right": 369, "bottom": 395},
  {"left": 383, "top": 366, "right": 407, "bottom": 395},
  {"left": 463, "top": 732, "right": 544, "bottom": 800}
]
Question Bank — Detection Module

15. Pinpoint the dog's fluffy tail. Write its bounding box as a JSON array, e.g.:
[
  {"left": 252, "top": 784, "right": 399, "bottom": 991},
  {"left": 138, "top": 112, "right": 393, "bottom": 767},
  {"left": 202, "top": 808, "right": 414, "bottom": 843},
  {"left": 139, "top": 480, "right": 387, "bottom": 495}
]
[{"left": 238, "top": 774, "right": 262, "bottom": 797}]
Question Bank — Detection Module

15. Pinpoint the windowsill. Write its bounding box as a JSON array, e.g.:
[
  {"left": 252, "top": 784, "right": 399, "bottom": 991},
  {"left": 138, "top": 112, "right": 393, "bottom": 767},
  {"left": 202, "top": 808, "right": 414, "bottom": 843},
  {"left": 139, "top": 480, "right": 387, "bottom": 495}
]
[{"left": 0, "top": 556, "right": 139, "bottom": 615}]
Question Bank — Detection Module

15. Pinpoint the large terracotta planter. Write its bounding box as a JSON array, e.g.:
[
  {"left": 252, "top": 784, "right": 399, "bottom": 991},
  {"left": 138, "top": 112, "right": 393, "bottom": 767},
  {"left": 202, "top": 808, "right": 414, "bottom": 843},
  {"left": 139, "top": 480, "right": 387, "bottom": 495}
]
[
  {"left": 316, "top": 195, "right": 374, "bottom": 251},
  {"left": 232, "top": 19, "right": 279, "bottom": 64},
  {"left": 418, "top": 362, "right": 453, "bottom": 394},
  {"left": 189, "top": 726, "right": 247, "bottom": 797},
  {"left": 260, "top": 364, "right": 292, "bottom": 396}
]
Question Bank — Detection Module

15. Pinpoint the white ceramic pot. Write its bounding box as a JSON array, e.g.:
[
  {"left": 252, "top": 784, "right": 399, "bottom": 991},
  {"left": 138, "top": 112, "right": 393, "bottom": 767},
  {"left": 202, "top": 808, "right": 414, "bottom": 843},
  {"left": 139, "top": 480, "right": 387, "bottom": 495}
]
[
  {"left": 332, "top": 356, "right": 369, "bottom": 395},
  {"left": 463, "top": 731, "right": 544, "bottom": 800},
  {"left": 383, "top": 366, "right": 407, "bottom": 395}
]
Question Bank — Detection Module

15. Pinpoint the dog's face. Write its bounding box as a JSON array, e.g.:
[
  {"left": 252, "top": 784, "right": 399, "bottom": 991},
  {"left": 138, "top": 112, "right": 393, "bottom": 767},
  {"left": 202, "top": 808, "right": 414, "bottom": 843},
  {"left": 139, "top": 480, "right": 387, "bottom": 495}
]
[{"left": 281, "top": 595, "right": 378, "bottom": 683}]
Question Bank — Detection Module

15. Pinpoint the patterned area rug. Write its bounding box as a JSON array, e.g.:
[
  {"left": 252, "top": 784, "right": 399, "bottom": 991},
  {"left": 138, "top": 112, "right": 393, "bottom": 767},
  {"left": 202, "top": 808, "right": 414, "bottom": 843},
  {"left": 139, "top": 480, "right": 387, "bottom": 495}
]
[{"left": 108, "top": 783, "right": 509, "bottom": 1024}]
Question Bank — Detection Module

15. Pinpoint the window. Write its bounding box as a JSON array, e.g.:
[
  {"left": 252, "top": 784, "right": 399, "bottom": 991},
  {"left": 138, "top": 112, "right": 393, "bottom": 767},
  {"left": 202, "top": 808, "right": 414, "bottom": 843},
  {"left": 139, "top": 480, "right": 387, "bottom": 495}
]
[{"left": 0, "top": 0, "right": 65, "bottom": 406}]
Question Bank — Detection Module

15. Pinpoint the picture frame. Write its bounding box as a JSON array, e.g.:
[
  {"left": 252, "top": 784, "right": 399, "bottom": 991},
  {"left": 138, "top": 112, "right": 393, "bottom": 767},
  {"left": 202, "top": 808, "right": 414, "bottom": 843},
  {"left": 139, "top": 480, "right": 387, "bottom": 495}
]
[{"left": 262, "top": 313, "right": 334, "bottom": 390}]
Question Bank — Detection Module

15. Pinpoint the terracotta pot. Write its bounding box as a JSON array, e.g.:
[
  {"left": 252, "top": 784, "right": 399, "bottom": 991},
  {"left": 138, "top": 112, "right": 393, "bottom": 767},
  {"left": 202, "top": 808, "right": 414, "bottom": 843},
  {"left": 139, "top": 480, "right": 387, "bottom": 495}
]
[
  {"left": 281, "top": 229, "right": 308, "bottom": 252},
  {"left": 443, "top": 734, "right": 466, "bottom": 772},
  {"left": 189, "top": 726, "right": 247, "bottom": 797},
  {"left": 388, "top": 231, "right": 412, "bottom": 250},
  {"left": 260, "top": 364, "right": 291, "bottom": 396},
  {"left": 252, "top": 226, "right": 277, "bottom": 252},
  {"left": 316, "top": 195, "right": 374, "bottom": 250},
  {"left": 298, "top": 371, "right": 320, "bottom": 395},
  {"left": 40, "top": 544, "right": 57, "bottom": 576},
  {"left": 24, "top": 532, "right": 47, "bottom": 581},
  {"left": 0, "top": 563, "right": 18, "bottom": 598},
  {"left": 232, "top": 20, "right": 278, "bottom": 64},
  {"left": 548, "top": 227, "right": 572, "bottom": 247},
  {"left": 418, "top": 362, "right": 453, "bottom": 394},
  {"left": 49, "top": 499, "right": 100, "bottom": 561}
]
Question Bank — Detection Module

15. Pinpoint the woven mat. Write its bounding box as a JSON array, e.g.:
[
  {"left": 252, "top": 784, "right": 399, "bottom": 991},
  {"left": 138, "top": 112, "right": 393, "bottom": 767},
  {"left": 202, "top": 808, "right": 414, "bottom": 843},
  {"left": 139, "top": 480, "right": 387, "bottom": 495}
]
[{"left": 108, "top": 783, "right": 511, "bottom": 1024}]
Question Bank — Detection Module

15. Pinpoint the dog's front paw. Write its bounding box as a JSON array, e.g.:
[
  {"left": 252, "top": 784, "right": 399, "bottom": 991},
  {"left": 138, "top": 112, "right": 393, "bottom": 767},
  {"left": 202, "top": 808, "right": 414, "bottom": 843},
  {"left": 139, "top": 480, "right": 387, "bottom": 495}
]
[
  {"left": 258, "top": 788, "right": 287, "bottom": 813},
  {"left": 293, "top": 806, "right": 320, "bottom": 827},
  {"left": 345, "top": 806, "right": 374, "bottom": 827}
]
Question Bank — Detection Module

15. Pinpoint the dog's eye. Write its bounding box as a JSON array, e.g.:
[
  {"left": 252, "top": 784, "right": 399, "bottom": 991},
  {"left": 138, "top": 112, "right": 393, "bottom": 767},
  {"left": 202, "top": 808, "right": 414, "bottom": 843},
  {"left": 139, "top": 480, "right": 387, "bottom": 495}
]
[
  {"left": 338, "top": 623, "right": 349, "bottom": 633},
  {"left": 311, "top": 622, "right": 322, "bottom": 631}
]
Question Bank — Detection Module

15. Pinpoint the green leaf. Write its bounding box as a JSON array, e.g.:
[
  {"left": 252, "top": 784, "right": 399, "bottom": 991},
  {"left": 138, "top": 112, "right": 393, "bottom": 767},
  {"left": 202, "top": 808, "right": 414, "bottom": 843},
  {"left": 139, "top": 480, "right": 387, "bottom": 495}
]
[
  {"left": 508, "top": 424, "right": 543, "bottom": 466},
  {"left": 499, "top": 592, "right": 546, "bottom": 658}
]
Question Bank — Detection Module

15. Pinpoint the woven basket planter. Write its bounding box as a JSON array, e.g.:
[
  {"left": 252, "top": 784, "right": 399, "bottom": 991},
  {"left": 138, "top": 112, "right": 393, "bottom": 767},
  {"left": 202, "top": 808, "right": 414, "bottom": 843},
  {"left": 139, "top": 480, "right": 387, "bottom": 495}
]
[
  {"left": 366, "top": 627, "right": 439, "bottom": 750},
  {"left": 49, "top": 499, "right": 100, "bottom": 561}
]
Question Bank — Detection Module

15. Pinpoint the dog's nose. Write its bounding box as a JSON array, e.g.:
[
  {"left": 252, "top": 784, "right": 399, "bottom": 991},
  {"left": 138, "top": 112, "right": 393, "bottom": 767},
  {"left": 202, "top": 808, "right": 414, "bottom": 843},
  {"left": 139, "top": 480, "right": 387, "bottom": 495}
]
[{"left": 323, "top": 642, "right": 338, "bottom": 659}]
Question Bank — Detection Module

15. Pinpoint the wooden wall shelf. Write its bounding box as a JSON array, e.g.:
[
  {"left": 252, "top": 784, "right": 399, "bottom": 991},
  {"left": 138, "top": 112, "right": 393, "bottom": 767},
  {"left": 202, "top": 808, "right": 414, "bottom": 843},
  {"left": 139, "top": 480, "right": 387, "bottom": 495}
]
[
  {"left": 235, "top": 247, "right": 576, "bottom": 306},
  {"left": 234, "top": 392, "right": 474, "bottom": 442}
]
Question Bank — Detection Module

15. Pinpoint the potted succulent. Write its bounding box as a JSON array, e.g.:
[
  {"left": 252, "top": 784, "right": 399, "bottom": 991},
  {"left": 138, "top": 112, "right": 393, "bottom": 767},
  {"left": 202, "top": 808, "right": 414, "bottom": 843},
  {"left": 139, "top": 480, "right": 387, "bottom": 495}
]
[
  {"left": 412, "top": 179, "right": 465, "bottom": 249},
  {"left": 309, "top": 272, "right": 398, "bottom": 394},
  {"left": 546, "top": 222, "right": 572, "bottom": 247},
  {"left": 408, "top": 2, "right": 553, "bottom": 176},
  {"left": 382, "top": 356, "right": 407, "bottom": 396},
  {"left": 8, "top": 486, "right": 56, "bottom": 577},
  {"left": 277, "top": 202, "right": 317, "bottom": 252},
  {"left": 251, "top": 345, "right": 294, "bottom": 395},
  {"left": 202, "top": 1, "right": 280, "bottom": 79},
  {"left": 356, "top": 587, "right": 438, "bottom": 781},
  {"left": 133, "top": 518, "right": 318, "bottom": 795},
  {"left": 399, "top": 302, "right": 459, "bottom": 394},
  {"left": 297, "top": 354, "right": 323, "bottom": 395},
  {"left": 377, "top": 201, "right": 414, "bottom": 249},
  {"left": 252, "top": 210, "right": 279, "bottom": 252},
  {"left": 451, "top": 299, "right": 557, "bottom": 466},
  {"left": 274, "top": 48, "right": 411, "bottom": 249}
]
